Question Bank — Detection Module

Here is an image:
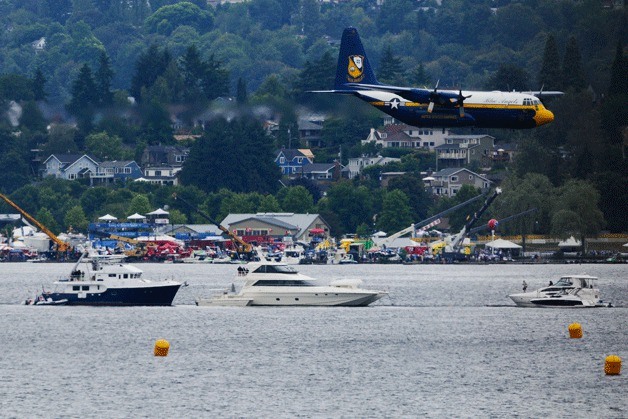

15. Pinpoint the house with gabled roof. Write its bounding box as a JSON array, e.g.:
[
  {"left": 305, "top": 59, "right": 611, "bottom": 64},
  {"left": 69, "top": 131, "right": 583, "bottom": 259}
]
[
  {"left": 363, "top": 124, "right": 450, "bottom": 150},
  {"left": 346, "top": 155, "right": 401, "bottom": 179},
  {"left": 221, "top": 213, "right": 332, "bottom": 242},
  {"left": 42, "top": 154, "right": 99, "bottom": 180},
  {"left": 91, "top": 160, "right": 143, "bottom": 184},
  {"left": 140, "top": 144, "right": 189, "bottom": 167},
  {"left": 275, "top": 148, "right": 314, "bottom": 176},
  {"left": 300, "top": 162, "right": 342, "bottom": 181},
  {"left": 424, "top": 168, "right": 492, "bottom": 197},
  {"left": 435, "top": 135, "right": 495, "bottom": 169}
]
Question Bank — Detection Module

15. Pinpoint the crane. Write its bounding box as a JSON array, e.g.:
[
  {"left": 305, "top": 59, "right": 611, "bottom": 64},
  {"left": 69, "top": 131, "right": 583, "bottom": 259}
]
[
  {"left": 381, "top": 191, "right": 488, "bottom": 245},
  {"left": 172, "top": 193, "right": 256, "bottom": 260},
  {"left": 91, "top": 232, "right": 151, "bottom": 259},
  {"left": 443, "top": 188, "right": 502, "bottom": 255},
  {"left": 0, "top": 192, "right": 72, "bottom": 253}
]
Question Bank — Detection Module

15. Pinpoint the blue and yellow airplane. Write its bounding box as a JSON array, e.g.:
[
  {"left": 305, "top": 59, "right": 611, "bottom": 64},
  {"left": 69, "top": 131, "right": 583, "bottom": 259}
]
[{"left": 318, "top": 27, "right": 562, "bottom": 129}]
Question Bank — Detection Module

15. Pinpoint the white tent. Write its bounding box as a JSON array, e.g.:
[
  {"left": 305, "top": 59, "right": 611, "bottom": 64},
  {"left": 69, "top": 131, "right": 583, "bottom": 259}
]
[
  {"left": 485, "top": 239, "right": 522, "bottom": 250},
  {"left": 127, "top": 213, "right": 146, "bottom": 220},
  {"left": 146, "top": 208, "right": 169, "bottom": 216},
  {"left": 98, "top": 214, "right": 117, "bottom": 221},
  {"left": 558, "top": 236, "right": 581, "bottom": 248}
]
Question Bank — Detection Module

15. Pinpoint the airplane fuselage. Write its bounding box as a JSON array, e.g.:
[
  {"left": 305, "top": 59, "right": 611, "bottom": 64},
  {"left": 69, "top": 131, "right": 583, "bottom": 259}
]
[{"left": 354, "top": 90, "right": 554, "bottom": 129}]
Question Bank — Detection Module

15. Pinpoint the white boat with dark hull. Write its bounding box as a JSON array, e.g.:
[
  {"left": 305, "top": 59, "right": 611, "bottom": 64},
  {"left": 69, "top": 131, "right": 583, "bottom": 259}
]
[
  {"left": 509, "top": 275, "right": 611, "bottom": 308},
  {"left": 196, "top": 261, "right": 387, "bottom": 307},
  {"left": 25, "top": 252, "right": 182, "bottom": 306}
]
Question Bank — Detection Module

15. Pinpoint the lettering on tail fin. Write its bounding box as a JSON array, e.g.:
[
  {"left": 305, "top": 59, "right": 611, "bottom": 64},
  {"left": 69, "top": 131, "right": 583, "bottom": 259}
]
[{"left": 347, "top": 55, "right": 364, "bottom": 82}]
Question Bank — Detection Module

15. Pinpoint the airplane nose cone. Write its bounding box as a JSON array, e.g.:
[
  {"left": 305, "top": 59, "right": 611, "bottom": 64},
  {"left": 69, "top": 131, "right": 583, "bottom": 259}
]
[{"left": 534, "top": 108, "right": 554, "bottom": 126}]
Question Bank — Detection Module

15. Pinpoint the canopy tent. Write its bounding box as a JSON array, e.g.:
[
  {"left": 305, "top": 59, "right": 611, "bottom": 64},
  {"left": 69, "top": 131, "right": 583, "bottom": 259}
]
[
  {"left": 98, "top": 214, "right": 117, "bottom": 221},
  {"left": 558, "top": 236, "right": 581, "bottom": 248},
  {"left": 127, "top": 213, "right": 147, "bottom": 220},
  {"left": 484, "top": 239, "right": 522, "bottom": 250},
  {"left": 146, "top": 208, "right": 169, "bottom": 216}
]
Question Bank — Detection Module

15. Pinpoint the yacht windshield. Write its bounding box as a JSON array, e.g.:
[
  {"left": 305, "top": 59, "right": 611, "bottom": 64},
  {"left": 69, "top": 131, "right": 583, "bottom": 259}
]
[
  {"left": 252, "top": 264, "right": 298, "bottom": 274},
  {"left": 555, "top": 277, "right": 576, "bottom": 287}
]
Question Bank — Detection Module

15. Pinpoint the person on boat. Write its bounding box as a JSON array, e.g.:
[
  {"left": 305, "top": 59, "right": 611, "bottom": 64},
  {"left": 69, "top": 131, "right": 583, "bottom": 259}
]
[
  {"left": 549, "top": 281, "right": 553, "bottom": 286},
  {"left": 522, "top": 281, "right": 528, "bottom": 292}
]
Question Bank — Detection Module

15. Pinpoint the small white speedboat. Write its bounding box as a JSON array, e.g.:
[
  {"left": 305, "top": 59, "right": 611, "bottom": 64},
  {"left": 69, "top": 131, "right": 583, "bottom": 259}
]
[{"left": 509, "top": 275, "right": 611, "bottom": 308}]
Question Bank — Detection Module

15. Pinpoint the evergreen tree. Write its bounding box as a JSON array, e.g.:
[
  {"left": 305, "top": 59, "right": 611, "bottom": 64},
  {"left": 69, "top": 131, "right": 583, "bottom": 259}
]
[
  {"left": 377, "top": 46, "right": 404, "bottom": 85},
  {"left": 485, "top": 63, "right": 529, "bottom": 91},
  {"left": 180, "top": 118, "right": 280, "bottom": 194},
  {"left": 236, "top": 77, "right": 248, "bottom": 105},
  {"left": 95, "top": 51, "right": 114, "bottom": 106},
  {"left": 538, "top": 34, "right": 562, "bottom": 90},
  {"left": 130, "top": 45, "right": 172, "bottom": 102},
  {"left": 179, "top": 45, "right": 206, "bottom": 103},
  {"left": 32, "top": 68, "right": 47, "bottom": 101},
  {"left": 562, "top": 36, "right": 586, "bottom": 91},
  {"left": 601, "top": 41, "right": 628, "bottom": 145},
  {"left": 201, "top": 55, "right": 230, "bottom": 100},
  {"left": 67, "top": 64, "right": 98, "bottom": 133},
  {"left": 412, "top": 63, "right": 430, "bottom": 87}
]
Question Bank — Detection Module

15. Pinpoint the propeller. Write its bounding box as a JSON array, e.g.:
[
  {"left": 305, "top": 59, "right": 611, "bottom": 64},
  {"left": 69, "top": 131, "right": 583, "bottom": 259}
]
[
  {"left": 427, "top": 80, "right": 440, "bottom": 113},
  {"left": 455, "top": 89, "right": 472, "bottom": 117}
]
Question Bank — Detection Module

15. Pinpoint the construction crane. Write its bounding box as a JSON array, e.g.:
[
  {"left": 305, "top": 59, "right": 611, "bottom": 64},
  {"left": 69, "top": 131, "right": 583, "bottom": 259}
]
[
  {"left": 443, "top": 188, "right": 502, "bottom": 256},
  {"left": 172, "top": 193, "right": 256, "bottom": 260},
  {"left": 0, "top": 192, "right": 72, "bottom": 253},
  {"left": 381, "top": 191, "right": 488, "bottom": 246}
]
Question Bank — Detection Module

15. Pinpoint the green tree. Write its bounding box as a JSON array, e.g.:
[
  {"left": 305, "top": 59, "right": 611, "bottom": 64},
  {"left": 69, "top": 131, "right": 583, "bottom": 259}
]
[
  {"left": 386, "top": 174, "right": 432, "bottom": 222},
  {"left": 179, "top": 118, "right": 281, "bottom": 194},
  {"left": 85, "top": 131, "right": 125, "bottom": 160},
  {"left": 550, "top": 179, "right": 605, "bottom": 252},
  {"left": 168, "top": 208, "right": 188, "bottom": 224},
  {"left": 377, "top": 45, "right": 404, "bottom": 85},
  {"left": 281, "top": 186, "right": 314, "bottom": 213},
  {"left": 36, "top": 207, "right": 60, "bottom": 235},
  {"left": 376, "top": 189, "right": 414, "bottom": 234},
  {"left": 95, "top": 51, "right": 114, "bottom": 106},
  {"left": 67, "top": 64, "right": 98, "bottom": 133},
  {"left": 325, "top": 181, "right": 372, "bottom": 236},
  {"left": 538, "top": 34, "right": 562, "bottom": 90},
  {"left": 236, "top": 77, "right": 248, "bottom": 105},
  {"left": 32, "top": 67, "right": 47, "bottom": 101},
  {"left": 258, "top": 194, "right": 282, "bottom": 212},
  {"left": 562, "top": 36, "right": 586, "bottom": 92},
  {"left": 485, "top": 63, "right": 530, "bottom": 91},
  {"left": 64, "top": 205, "right": 89, "bottom": 232},
  {"left": 128, "top": 194, "right": 152, "bottom": 216}
]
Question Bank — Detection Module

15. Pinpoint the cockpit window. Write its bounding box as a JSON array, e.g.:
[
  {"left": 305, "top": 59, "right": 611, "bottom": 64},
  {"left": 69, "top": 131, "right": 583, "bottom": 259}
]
[{"left": 252, "top": 264, "right": 298, "bottom": 274}]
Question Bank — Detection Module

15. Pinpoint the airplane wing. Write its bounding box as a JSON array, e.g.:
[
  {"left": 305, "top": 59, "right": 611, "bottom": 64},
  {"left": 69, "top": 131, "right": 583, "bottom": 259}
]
[{"left": 524, "top": 91, "right": 564, "bottom": 100}]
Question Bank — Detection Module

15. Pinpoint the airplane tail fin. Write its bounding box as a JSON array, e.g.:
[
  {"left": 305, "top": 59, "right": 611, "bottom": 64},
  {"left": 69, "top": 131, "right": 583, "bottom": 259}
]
[{"left": 334, "top": 27, "right": 380, "bottom": 90}]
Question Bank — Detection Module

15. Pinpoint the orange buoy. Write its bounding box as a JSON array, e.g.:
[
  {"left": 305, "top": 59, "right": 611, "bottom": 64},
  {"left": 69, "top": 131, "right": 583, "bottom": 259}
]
[
  {"left": 568, "top": 323, "right": 583, "bottom": 339},
  {"left": 154, "top": 339, "right": 170, "bottom": 357},
  {"left": 605, "top": 355, "right": 621, "bottom": 375}
]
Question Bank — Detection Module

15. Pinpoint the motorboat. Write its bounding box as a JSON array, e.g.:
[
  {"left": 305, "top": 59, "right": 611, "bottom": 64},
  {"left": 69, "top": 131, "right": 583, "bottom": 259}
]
[
  {"left": 195, "top": 261, "right": 387, "bottom": 307},
  {"left": 509, "top": 275, "right": 611, "bottom": 308},
  {"left": 338, "top": 253, "right": 358, "bottom": 264},
  {"left": 25, "top": 252, "right": 182, "bottom": 306}
]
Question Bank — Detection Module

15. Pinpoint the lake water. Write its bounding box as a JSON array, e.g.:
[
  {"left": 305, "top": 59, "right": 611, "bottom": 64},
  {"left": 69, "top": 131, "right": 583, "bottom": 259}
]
[{"left": 0, "top": 262, "right": 626, "bottom": 418}]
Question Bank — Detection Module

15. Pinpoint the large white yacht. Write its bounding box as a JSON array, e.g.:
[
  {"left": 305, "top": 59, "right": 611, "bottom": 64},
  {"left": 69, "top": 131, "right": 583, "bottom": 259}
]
[
  {"left": 509, "top": 275, "right": 611, "bottom": 308},
  {"left": 196, "top": 261, "right": 387, "bottom": 307}
]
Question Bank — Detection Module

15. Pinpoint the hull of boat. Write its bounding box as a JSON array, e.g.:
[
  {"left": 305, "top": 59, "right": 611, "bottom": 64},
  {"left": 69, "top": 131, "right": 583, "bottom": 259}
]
[
  {"left": 42, "top": 284, "right": 181, "bottom": 306},
  {"left": 243, "top": 291, "right": 386, "bottom": 307}
]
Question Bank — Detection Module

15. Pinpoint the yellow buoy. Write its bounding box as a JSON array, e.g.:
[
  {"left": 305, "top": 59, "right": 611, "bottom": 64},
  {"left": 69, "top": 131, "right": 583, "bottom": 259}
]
[
  {"left": 605, "top": 355, "right": 621, "bottom": 375},
  {"left": 568, "top": 323, "right": 583, "bottom": 339},
  {"left": 154, "top": 339, "right": 170, "bottom": 357}
]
